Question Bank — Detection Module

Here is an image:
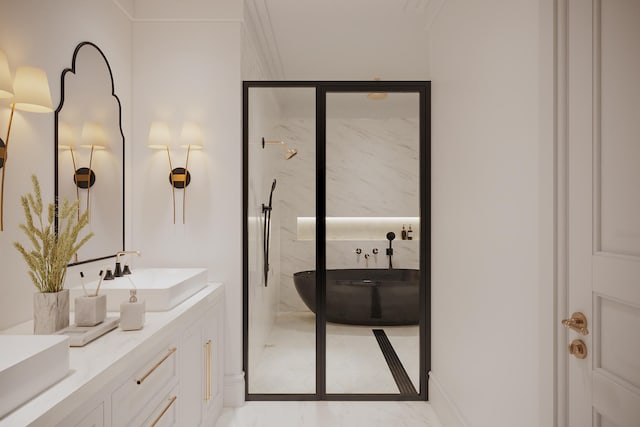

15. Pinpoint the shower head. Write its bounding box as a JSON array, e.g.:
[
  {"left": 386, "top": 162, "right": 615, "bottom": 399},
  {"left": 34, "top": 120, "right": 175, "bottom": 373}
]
[
  {"left": 386, "top": 232, "right": 396, "bottom": 241},
  {"left": 285, "top": 148, "right": 298, "bottom": 160},
  {"left": 263, "top": 137, "right": 298, "bottom": 160}
]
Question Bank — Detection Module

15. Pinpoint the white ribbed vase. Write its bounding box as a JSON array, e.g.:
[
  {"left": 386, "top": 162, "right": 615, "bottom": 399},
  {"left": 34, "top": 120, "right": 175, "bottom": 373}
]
[{"left": 33, "top": 289, "right": 69, "bottom": 334}]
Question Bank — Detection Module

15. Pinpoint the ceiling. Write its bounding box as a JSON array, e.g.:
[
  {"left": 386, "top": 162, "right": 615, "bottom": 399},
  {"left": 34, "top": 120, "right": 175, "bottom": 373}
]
[{"left": 244, "top": 0, "right": 443, "bottom": 81}]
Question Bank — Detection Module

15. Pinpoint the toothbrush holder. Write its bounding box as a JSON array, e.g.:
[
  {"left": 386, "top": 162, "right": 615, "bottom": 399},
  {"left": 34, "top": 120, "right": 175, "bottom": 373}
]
[
  {"left": 120, "top": 290, "right": 145, "bottom": 331},
  {"left": 74, "top": 295, "right": 107, "bottom": 327}
]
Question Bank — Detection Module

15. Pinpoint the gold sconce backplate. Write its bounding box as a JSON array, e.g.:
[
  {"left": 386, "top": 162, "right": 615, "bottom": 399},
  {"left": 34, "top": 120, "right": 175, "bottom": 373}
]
[
  {"left": 169, "top": 167, "right": 191, "bottom": 189},
  {"left": 74, "top": 167, "right": 96, "bottom": 189}
]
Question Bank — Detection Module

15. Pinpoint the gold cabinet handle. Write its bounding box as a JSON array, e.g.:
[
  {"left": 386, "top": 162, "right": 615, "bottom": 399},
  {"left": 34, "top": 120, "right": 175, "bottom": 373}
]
[
  {"left": 136, "top": 347, "right": 177, "bottom": 385},
  {"left": 205, "top": 339, "right": 212, "bottom": 401},
  {"left": 150, "top": 395, "right": 177, "bottom": 427},
  {"left": 561, "top": 312, "right": 589, "bottom": 335},
  {"left": 568, "top": 339, "right": 587, "bottom": 359}
]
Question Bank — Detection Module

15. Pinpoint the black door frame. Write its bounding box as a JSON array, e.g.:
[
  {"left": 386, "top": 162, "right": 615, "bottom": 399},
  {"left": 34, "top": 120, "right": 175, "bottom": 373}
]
[{"left": 243, "top": 81, "right": 431, "bottom": 401}]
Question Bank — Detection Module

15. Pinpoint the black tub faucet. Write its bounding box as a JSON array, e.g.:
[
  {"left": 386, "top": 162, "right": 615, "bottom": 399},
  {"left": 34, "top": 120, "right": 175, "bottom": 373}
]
[{"left": 386, "top": 232, "right": 395, "bottom": 269}]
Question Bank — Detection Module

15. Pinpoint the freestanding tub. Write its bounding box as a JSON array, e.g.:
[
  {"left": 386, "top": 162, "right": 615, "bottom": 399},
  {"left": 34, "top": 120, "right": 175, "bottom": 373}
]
[{"left": 293, "top": 269, "right": 420, "bottom": 326}]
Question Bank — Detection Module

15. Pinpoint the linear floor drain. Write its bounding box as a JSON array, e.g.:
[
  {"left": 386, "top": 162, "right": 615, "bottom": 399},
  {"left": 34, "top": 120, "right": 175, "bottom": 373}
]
[{"left": 372, "top": 329, "right": 418, "bottom": 396}]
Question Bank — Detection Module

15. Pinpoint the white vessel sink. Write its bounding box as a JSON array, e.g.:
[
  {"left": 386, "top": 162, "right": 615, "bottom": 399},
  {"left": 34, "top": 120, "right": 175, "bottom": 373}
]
[
  {"left": 70, "top": 268, "right": 208, "bottom": 312},
  {"left": 0, "top": 335, "right": 69, "bottom": 418}
]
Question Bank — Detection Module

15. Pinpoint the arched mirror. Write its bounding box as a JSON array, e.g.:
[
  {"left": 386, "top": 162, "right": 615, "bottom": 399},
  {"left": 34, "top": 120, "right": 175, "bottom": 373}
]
[{"left": 55, "top": 41, "right": 124, "bottom": 265}]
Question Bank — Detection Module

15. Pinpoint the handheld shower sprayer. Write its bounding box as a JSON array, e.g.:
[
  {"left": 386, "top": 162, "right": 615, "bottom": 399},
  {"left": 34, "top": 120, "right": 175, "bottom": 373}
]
[
  {"left": 268, "top": 179, "right": 277, "bottom": 209},
  {"left": 262, "top": 179, "right": 277, "bottom": 286}
]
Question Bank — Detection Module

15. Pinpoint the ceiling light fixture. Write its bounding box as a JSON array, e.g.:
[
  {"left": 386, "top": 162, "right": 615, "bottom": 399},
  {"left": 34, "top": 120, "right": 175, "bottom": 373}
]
[{"left": 367, "top": 77, "right": 387, "bottom": 100}]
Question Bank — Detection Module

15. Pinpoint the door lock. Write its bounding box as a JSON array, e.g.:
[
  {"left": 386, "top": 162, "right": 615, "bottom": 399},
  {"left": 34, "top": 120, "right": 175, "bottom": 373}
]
[
  {"left": 561, "top": 312, "right": 589, "bottom": 335},
  {"left": 568, "top": 339, "right": 587, "bottom": 359}
]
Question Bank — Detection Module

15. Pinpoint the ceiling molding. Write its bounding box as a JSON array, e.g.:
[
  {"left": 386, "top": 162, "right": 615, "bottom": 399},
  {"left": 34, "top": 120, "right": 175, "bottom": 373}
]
[
  {"left": 402, "top": 0, "right": 447, "bottom": 31},
  {"left": 244, "top": 0, "right": 285, "bottom": 80},
  {"left": 111, "top": 0, "right": 135, "bottom": 21},
  {"left": 423, "top": 0, "right": 447, "bottom": 31}
]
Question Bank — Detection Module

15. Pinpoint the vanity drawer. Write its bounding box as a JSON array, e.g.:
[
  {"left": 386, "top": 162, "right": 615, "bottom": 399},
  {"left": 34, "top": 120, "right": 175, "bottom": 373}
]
[
  {"left": 75, "top": 403, "right": 104, "bottom": 427},
  {"left": 112, "top": 343, "right": 178, "bottom": 426},
  {"left": 140, "top": 385, "right": 178, "bottom": 427}
]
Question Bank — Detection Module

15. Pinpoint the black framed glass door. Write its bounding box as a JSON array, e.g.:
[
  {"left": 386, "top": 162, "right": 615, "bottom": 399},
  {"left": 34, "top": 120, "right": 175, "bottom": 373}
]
[{"left": 243, "top": 81, "right": 430, "bottom": 400}]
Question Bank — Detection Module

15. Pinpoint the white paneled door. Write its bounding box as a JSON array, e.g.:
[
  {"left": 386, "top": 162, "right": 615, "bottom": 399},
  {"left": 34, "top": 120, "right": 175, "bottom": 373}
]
[{"left": 566, "top": 1, "right": 640, "bottom": 426}]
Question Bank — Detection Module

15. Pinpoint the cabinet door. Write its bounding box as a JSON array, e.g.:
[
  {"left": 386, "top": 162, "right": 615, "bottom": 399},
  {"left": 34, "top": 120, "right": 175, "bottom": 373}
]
[
  {"left": 203, "top": 300, "right": 224, "bottom": 423},
  {"left": 55, "top": 398, "right": 105, "bottom": 427},
  {"left": 74, "top": 403, "right": 104, "bottom": 427},
  {"left": 180, "top": 319, "right": 204, "bottom": 426}
]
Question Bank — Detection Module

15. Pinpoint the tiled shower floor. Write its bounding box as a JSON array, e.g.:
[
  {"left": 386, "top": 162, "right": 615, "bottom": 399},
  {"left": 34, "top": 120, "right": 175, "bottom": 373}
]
[{"left": 249, "top": 311, "right": 420, "bottom": 395}]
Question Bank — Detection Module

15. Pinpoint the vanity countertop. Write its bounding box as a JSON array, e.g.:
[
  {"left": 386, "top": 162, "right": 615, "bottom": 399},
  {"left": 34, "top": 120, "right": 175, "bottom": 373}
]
[{"left": 0, "top": 282, "right": 223, "bottom": 427}]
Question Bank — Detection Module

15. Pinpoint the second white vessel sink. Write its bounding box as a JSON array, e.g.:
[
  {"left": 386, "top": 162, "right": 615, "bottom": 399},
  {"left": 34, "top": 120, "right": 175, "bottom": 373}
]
[
  {"left": 70, "top": 268, "right": 208, "bottom": 312},
  {"left": 0, "top": 335, "right": 69, "bottom": 418}
]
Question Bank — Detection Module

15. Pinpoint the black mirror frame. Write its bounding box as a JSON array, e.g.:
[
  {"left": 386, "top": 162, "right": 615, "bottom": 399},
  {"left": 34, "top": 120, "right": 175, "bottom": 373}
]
[{"left": 54, "top": 41, "right": 125, "bottom": 266}]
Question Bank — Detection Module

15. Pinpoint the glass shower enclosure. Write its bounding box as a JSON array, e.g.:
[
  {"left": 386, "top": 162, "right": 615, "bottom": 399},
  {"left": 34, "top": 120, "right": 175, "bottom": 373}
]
[{"left": 243, "top": 81, "right": 430, "bottom": 400}]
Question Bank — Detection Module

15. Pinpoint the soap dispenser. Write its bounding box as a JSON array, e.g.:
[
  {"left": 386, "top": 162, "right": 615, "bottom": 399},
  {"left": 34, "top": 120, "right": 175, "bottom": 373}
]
[
  {"left": 401, "top": 225, "right": 407, "bottom": 240},
  {"left": 407, "top": 224, "right": 413, "bottom": 240},
  {"left": 120, "top": 290, "right": 145, "bottom": 331}
]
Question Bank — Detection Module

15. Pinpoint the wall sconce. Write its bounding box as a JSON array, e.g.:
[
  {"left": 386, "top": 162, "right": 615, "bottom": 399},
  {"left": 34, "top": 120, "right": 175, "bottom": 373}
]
[
  {"left": 262, "top": 137, "right": 298, "bottom": 159},
  {"left": 58, "top": 122, "right": 80, "bottom": 220},
  {"left": 0, "top": 50, "right": 53, "bottom": 231},
  {"left": 148, "top": 121, "right": 203, "bottom": 224},
  {"left": 76, "top": 122, "right": 107, "bottom": 219}
]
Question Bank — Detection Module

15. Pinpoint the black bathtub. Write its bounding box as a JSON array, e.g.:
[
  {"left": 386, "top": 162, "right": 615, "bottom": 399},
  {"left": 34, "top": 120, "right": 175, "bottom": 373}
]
[{"left": 293, "top": 269, "right": 420, "bottom": 326}]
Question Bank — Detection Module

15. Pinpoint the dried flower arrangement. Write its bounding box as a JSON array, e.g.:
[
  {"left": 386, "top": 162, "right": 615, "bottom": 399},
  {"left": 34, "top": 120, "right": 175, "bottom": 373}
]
[{"left": 14, "top": 175, "right": 93, "bottom": 293}]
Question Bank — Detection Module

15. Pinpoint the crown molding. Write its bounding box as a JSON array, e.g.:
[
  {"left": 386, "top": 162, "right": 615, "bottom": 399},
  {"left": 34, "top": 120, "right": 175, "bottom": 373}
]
[
  {"left": 423, "top": 0, "right": 447, "bottom": 31},
  {"left": 403, "top": 0, "right": 447, "bottom": 31},
  {"left": 111, "top": 0, "right": 135, "bottom": 21},
  {"left": 243, "top": 0, "right": 285, "bottom": 80}
]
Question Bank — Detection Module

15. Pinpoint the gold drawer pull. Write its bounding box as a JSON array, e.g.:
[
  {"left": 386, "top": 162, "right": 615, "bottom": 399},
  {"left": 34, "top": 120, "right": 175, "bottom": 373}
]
[
  {"left": 150, "top": 395, "right": 177, "bottom": 427},
  {"left": 136, "top": 347, "right": 177, "bottom": 385},
  {"left": 205, "top": 339, "right": 212, "bottom": 401}
]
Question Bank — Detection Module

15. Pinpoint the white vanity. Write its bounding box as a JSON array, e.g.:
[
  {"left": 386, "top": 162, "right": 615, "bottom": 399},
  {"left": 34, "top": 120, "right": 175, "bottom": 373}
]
[{"left": 0, "top": 282, "right": 224, "bottom": 427}]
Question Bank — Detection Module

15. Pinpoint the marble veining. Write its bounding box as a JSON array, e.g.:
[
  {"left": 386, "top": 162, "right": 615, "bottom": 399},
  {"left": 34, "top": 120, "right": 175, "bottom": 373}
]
[{"left": 272, "top": 117, "right": 420, "bottom": 312}]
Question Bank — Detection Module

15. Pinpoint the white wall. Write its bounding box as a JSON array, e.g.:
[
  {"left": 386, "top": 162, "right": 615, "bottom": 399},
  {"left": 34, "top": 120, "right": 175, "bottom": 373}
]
[
  {"left": 131, "top": 14, "right": 244, "bottom": 404},
  {"left": 428, "top": 1, "right": 549, "bottom": 426},
  {"left": 0, "top": 0, "right": 132, "bottom": 331}
]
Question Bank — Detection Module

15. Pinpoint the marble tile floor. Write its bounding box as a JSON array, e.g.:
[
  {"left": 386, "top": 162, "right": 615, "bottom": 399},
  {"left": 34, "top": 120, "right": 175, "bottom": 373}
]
[
  {"left": 215, "top": 401, "right": 443, "bottom": 427},
  {"left": 249, "top": 311, "right": 420, "bottom": 395}
]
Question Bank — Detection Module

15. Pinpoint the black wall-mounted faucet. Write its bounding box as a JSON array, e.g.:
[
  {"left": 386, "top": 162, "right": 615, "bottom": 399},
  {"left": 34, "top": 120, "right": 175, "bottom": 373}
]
[{"left": 386, "top": 232, "right": 395, "bottom": 269}]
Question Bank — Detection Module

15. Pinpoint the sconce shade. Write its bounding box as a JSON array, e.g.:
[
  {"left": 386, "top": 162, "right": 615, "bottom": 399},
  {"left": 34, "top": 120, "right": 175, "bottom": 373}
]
[
  {"left": 58, "top": 122, "right": 77, "bottom": 149},
  {"left": 179, "top": 122, "right": 203, "bottom": 149},
  {"left": 0, "top": 50, "right": 13, "bottom": 99},
  {"left": 80, "top": 122, "right": 108, "bottom": 148},
  {"left": 148, "top": 121, "right": 171, "bottom": 149},
  {"left": 12, "top": 66, "right": 53, "bottom": 112}
]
